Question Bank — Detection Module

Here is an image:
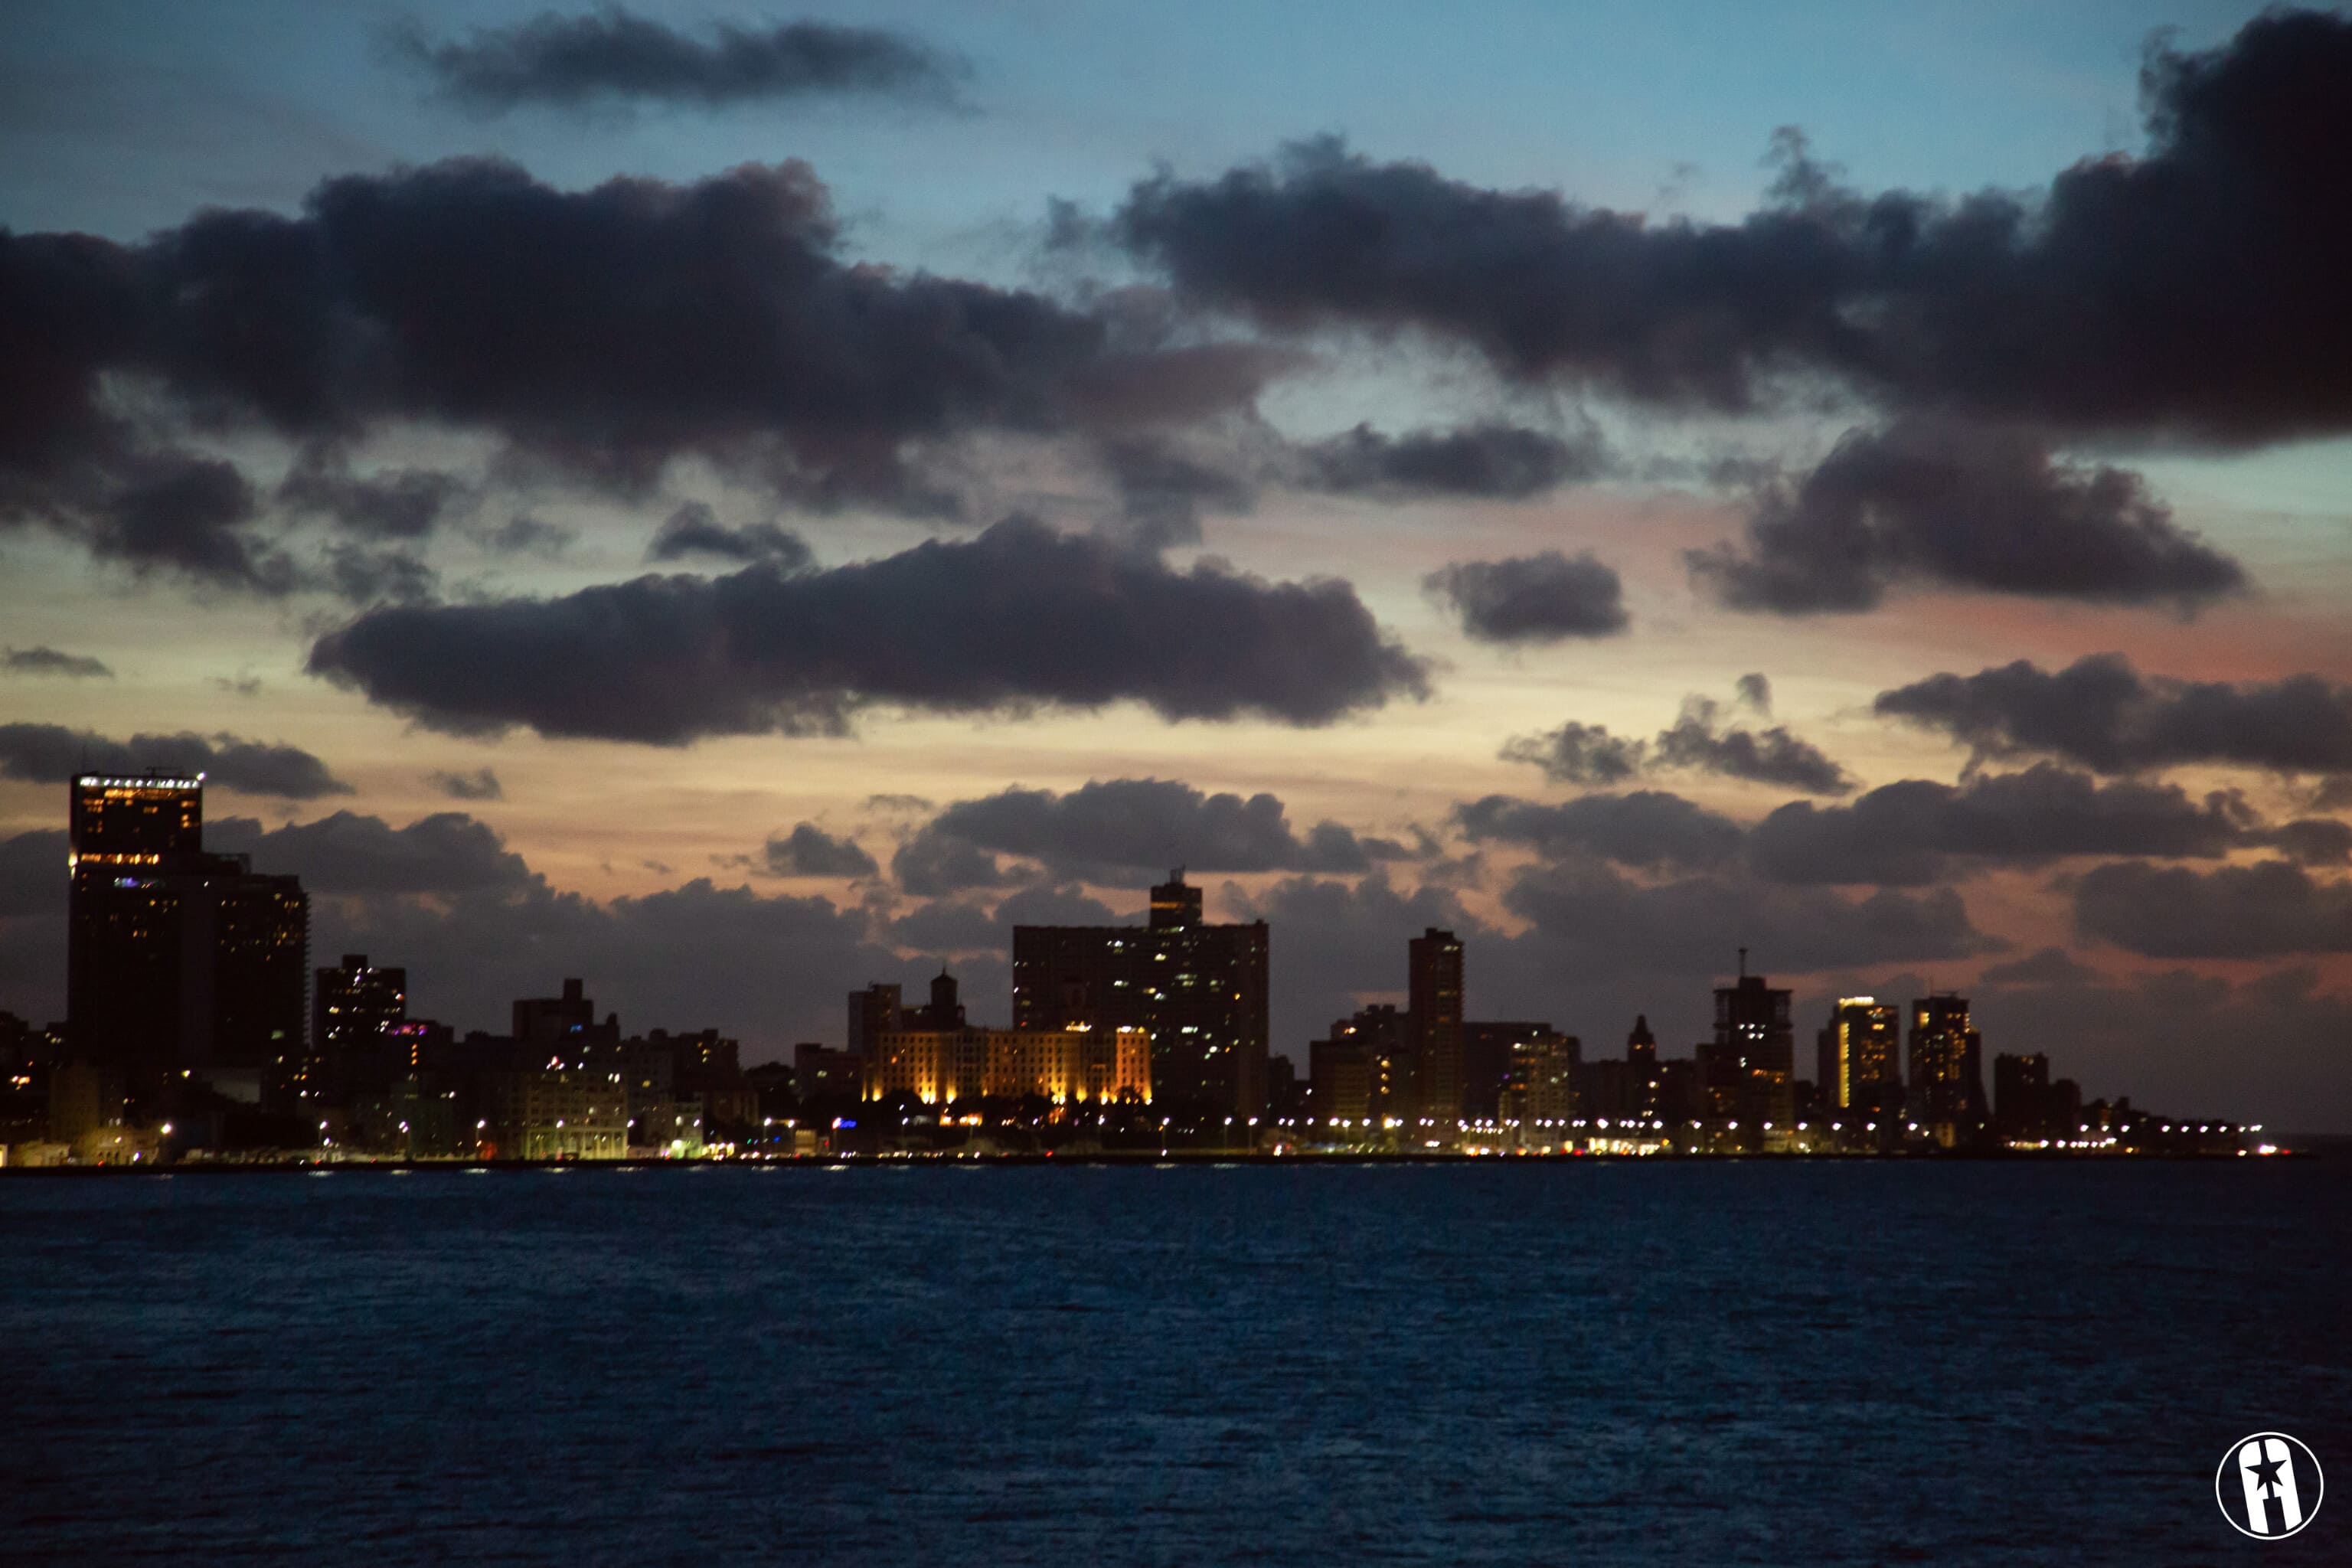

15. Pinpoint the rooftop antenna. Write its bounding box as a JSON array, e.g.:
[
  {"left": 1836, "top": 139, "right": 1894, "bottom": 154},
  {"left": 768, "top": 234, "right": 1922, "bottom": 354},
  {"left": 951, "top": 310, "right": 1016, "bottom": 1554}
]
[{"left": 1738, "top": 946, "right": 1748, "bottom": 979}]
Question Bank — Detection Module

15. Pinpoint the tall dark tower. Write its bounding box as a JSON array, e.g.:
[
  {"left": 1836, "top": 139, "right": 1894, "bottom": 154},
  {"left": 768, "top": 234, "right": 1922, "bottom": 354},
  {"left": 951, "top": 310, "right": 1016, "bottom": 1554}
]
[
  {"left": 1626, "top": 1014, "right": 1658, "bottom": 1117},
  {"left": 67, "top": 773, "right": 309, "bottom": 1102},
  {"left": 1150, "top": 871, "right": 1202, "bottom": 929},
  {"left": 1707, "top": 961, "right": 1795, "bottom": 1137},
  {"left": 1409, "top": 928, "right": 1465, "bottom": 1128}
]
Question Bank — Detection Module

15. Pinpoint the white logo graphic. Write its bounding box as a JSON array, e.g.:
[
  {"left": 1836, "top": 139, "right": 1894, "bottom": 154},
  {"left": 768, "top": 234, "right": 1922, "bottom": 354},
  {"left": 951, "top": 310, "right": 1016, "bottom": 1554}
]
[{"left": 2216, "top": 1432, "right": 2324, "bottom": 1540}]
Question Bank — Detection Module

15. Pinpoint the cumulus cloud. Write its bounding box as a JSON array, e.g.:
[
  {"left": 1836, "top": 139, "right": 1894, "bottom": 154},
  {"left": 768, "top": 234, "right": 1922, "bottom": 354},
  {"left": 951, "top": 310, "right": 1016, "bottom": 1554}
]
[
  {"left": 394, "top": 9, "right": 964, "bottom": 113},
  {"left": 426, "top": 766, "right": 504, "bottom": 802},
  {"left": 897, "top": 777, "right": 1410, "bottom": 890},
  {"left": 1651, "top": 695, "right": 1854, "bottom": 795},
  {"left": 1875, "top": 654, "right": 2352, "bottom": 778},
  {"left": 1746, "top": 765, "right": 2254, "bottom": 885},
  {"left": 1499, "top": 687, "right": 1850, "bottom": 795},
  {"left": 1112, "top": 12, "right": 2352, "bottom": 445},
  {"left": 1688, "top": 420, "right": 2244, "bottom": 613},
  {"left": 0, "top": 724, "right": 350, "bottom": 798},
  {"left": 307, "top": 516, "right": 1429, "bottom": 742},
  {"left": 645, "top": 501, "right": 814, "bottom": 567},
  {"left": 761, "top": 822, "right": 880, "bottom": 879},
  {"left": 0, "top": 154, "right": 1282, "bottom": 588},
  {"left": 207, "top": 811, "right": 537, "bottom": 894},
  {"left": 1498, "top": 720, "right": 1644, "bottom": 786},
  {"left": 1424, "top": 550, "right": 1628, "bottom": 643},
  {"left": 1455, "top": 792, "right": 1745, "bottom": 871},
  {"left": 2074, "top": 859, "right": 2352, "bottom": 958},
  {"left": 1302, "top": 421, "right": 1607, "bottom": 498},
  {"left": 3, "top": 646, "right": 110, "bottom": 678}
]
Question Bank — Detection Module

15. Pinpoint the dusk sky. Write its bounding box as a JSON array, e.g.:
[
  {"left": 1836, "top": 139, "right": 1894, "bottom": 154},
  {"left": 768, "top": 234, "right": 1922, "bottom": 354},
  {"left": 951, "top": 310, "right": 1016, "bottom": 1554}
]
[{"left": 5, "top": 1, "right": 2350, "bottom": 1127}]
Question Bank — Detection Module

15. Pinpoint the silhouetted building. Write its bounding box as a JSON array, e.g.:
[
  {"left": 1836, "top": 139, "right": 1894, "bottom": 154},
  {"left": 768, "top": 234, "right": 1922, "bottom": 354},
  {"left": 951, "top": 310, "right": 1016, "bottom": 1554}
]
[
  {"left": 1011, "top": 871, "right": 1267, "bottom": 1120},
  {"left": 1818, "top": 997, "right": 1901, "bottom": 1114},
  {"left": 1994, "top": 1051, "right": 2052, "bottom": 1143},
  {"left": 1310, "top": 1004, "right": 1413, "bottom": 1131},
  {"left": 1909, "top": 993, "right": 1987, "bottom": 1145},
  {"left": 1503, "top": 1028, "right": 1579, "bottom": 1130},
  {"left": 514, "top": 978, "right": 599, "bottom": 1057},
  {"left": 1464, "top": 1020, "right": 1561, "bottom": 1122},
  {"left": 309, "top": 953, "right": 407, "bottom": 1105},
  {"left": 1626, "top": 1014, "right": 1659, "bottom": 1116},
  {"left": 1707, "top": 955, "right": 1795, "bottom": 1140},
  {"left": 795, "top": 1043, "right": 862, "bottom": 1100},
  {"left": 848, "top": 983, "right": 902, "bottom": 1057},
  {"left": 66, "top": 774, "right": 309, "bottom": 1103},
  {"left": 1409, "top": 928, "right": 1465, "bottom": 1127}
]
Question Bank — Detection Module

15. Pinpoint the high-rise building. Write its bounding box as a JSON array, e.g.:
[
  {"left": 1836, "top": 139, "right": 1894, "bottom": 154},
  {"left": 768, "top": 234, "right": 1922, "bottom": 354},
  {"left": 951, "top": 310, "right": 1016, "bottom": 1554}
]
[
  {"left": 1817, "top": 998, "right": 1901, "bottom": 1113},
  {"left": 1626, "top": 1014, "right": 1660, "bottom": 1118},
  {"left": 1994, "top": 1051, "right": 2051, "bottom": 1143},
  {"left": 1710, "top": 956, "right": 1795, "bottom": 1137},
  {"left": 1408, "top": 928, "right": 1465, "bottom": 1127},
  {"left": 848, "top": 983, "right": 903, "bottom": 1057},
  {"left": 1011, "top": 871, "right": 1267, "bottom": 1119},
  {"left": 1503, "top": 1028, "right": 1579, "bottom": 1130},
  {"left": 66, "top": 773, "right": 309, "bottom": 1102},
  {"left": 309, "top": 953, "right": 407, "bottom": 1104},
  {"left": 1464, "top": 1020, "right": 1563, "bottom": 1122},
  {"left": 1909, "top": 993, "right": 1987, "bottom": 1145}
]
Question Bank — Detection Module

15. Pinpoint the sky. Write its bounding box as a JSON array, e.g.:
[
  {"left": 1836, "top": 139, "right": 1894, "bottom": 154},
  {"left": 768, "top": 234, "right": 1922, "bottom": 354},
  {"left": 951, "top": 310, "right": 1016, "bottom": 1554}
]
[{"left": 3, "top": 1, "right": 2350, "bottom": 1129}]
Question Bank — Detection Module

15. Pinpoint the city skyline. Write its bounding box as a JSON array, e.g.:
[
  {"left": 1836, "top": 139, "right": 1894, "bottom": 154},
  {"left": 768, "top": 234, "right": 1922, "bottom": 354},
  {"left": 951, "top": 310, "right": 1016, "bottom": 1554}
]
[{"left": 4, "top": 3, "right": 2352, "bottom": 1134}]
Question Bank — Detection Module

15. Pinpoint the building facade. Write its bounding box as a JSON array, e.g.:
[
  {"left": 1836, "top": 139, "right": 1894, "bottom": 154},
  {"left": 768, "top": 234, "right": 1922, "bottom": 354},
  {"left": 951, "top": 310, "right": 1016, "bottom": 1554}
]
[{"left": 1011, "top": 872, "right": 1266, "bottom": 1119}]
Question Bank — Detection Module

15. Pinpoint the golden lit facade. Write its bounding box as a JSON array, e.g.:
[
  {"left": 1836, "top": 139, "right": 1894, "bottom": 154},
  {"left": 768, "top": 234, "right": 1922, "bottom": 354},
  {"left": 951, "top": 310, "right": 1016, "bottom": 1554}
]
[{"left": 864, "top": 1026, "right": 1151, "bottom": 1106}]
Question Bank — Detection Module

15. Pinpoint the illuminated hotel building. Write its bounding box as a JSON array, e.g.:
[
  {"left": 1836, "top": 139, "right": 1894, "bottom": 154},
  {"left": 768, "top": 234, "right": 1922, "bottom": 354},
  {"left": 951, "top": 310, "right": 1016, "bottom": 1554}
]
[
  {"left": 863, "top": 1024, "right": 1151, "bottom": 1106},
  {"left": 1011, "top": 871, "right": 1267, "bottom": 1119},
  {"left": 66, "top": 774, "right": 309, "bottom": 1101},
  {"left": 1817, "top": 998, "right": 1902, "bottom": 1112}
]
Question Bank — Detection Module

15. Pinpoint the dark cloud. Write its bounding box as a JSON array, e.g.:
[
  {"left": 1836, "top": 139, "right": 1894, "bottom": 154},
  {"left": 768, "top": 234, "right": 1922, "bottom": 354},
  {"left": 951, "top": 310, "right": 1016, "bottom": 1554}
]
[
  {"left": 1113, "top": 13, "right": 2352, "bottom": 445},
  {"left": 992, "top": 884, "right": 1119, "bottom": 927},
  {"left": 2263, "top": 817, "right": 2352, "bottom": 867},
  {"left": 1690, "top": 420, "right": 2244, "bottom": 613},
  {"left": 889, "top": 835, "right": 1030, "bottom": 898},
  {"left": 308, "top": 515, "right": 1429, "bottom": 742},
  {"left": 324, "top": 542, "right": 439, "bottom": 606},
  {"left": 3, "top": 646, "right": 110, "bottom": 678},
  {"left": 394, "top": 10, "right": 963, "bottom": 113},
  {"left": 278, "top": 454, "right": 472, "bottom": 540},
  {"left": 1501, "top": 856, "right": 2001, "bottom": 977},
  {"left": 1746, "top": 765, "right": 2252, "bottom": 885},
  {"left": 1978, "top": 946, "right": 2102, "bottom": 988},
  {"left": 1652, "top": 696, "right": 1854, "bottom": 795},
  {"left": 1501, "top": 686, "right": 1850, "bottom": 795},
  {"left": 900, "top": 777, "right": 1408, "bottom": 888},
  {"left": 427, "top": 766, "right": 503, "bottom": 802},
  {"left": 0, "top": 724, "right": 350, "bottom": 799},
  {"left": 1302, "top": 421, "right": 1606, "bottom": 498},
  {"left": 1425, "top": 550, "right": 1628, "bottom": 643},
  {"left": 762, "top": 822, "right": 880, "bottom": 879},
  {"left": 1455, "top": 792, "right": 1745, "bottom": 871},
  {"left": 0, "top": 827, "right": 66, "bottom": 918},
  {"left": 1498, "top": 720, "right": 1644, "bottom": 786},
  {"left": 1098, "top": 437, "right": 1256, "bottom": 550},
  {"left": 645, "top": 501, "right": 814, "bottom": 567},
  {"left": 1875, "top": 654, "right": 2352, "bottom": 778},
  {"left": 2074, "top": 859, "right": 2352, "bottom": 958},
  {"left": 2, "top": 155, "right": 1273, "bottom": 564},
  {"left": 207, "top": 811, "right": 536, "bottom": 895},
  {"left": 483, "top": 514, "right": 575, "bottom": 557}
]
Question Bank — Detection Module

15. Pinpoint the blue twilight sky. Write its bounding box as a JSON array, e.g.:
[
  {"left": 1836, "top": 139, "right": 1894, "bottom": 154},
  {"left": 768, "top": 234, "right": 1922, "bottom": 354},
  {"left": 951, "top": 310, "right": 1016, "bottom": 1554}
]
[{"left": 2, "top": 1, "right": 2349, "bottom": 1129}]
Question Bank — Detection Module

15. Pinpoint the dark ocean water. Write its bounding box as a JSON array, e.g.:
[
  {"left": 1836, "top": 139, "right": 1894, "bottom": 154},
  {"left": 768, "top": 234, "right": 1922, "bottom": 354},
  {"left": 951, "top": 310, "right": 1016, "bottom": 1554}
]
[{"left": 3, "top": 1161, "right": 2347, "bottom": 1566}]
